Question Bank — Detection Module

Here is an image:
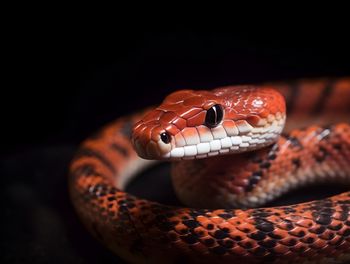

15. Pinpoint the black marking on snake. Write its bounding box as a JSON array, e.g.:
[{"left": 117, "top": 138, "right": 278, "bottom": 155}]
[
  {"left": 292, "top": 230, "right": 306, "bottom": 238},
  {"left": 241, "top": 241, "right": 253, "bottom": 249},
  {"left": 315, "top": 146, "right": 329, "bottom": 163},
  {"left": 74, "top": 147, "right": 116, "bottom": 174},
  {"left": 328, "top": 223, "right": 343, "bottom": 231},
  {"left": 119, "top": 205, "right": 129, "bottom": 213},
  {"left": 180, "top": 234, "right": 199, "bottom": 244},
  {"left": 254, "top": 219, "right": 275, "bottom": 233},
  {"left": 71, "top": 164, "right": 98, "bottom": 178},
  {"left": 292, "top": 158, "right": 301, "bottom": 168},
  {"left": 109, "top": 187, "right": 118, "bottom": 195},
  {"left": 157, "top": 218, "right": 175, "bottom": 233},
  {"left": 311, "top": 211, "right": 333, "bottom": 226},
  {"left": 339, "top": 205, "right": 350, "bottom": 221},
  {"left": 195, "top": 230, "right": 204, "bottom": 237},
  {"left": 179, "top": 228, "right": 189, "bottom": 235},
  {"left": 246, "top": 171, "right": 263, "bottom": 192},
  {"left": 326, "top": 232, "right": 335, "bottom": 240},
  {"left": 286, "top": 136, "right": 303, "bottom": 148},
  {"left": 213, "top": 230, "right": 229, "bottom": 239},
  {"left": 107, "top": 196, "right": 116, "bottom": 201},
  {"left": 89, "top": 183, "right": 110, "bottom": 198},
  {"left": 267, "top": 153, "right": 277, "bottom": 160},
  {"left": 304, "top": 237, "right": 315, "bottom": 244},
  {"left": 295, "top": 246, "right": 306, "bottom": 253},
  {"left": 312, "top": 81, "right": 334, "bottom": 114},
  {"left": 233, "top": 235, "right": 242, "bottom": 241},
  {"left": 260, "top": 161, "right": 271, "bottom": 169},
  {"left": 333, "top": 143, "right": 342, "bottom": 150},
  {"left": 218, "top": 213, "right": 233, "bottom": 220},
  {"left": 333, "top": 237, "right": 345, "bottom": 246},
  {"left": 209, "top": 246, "right": 227, "bottom": 255},
  {"left": 252, "top": 209, "right": 274, "bottom": 218},
  {"left": 286, "top": 238, "right": 297, "bottom": 246},
  {"left": 251, "top": 155, "right": 262, "bottom": 163},
  {"left": 268, "top": 232, "right": 282, "bottom": 240},
  {"left": 117, "top": 200, "right": 128, "bottom": 208},
  {"left": 258, "top": 239, "right": 276, "bottom": 248},
  {"left": 252, "top": 247, "right": 267, "bottom": 257},
  {"left": 182, "top": 219, "right": 199, "bottom": 229},
  {"left": 309, "top": 199, "right": 334, "bottom": 217},
  {"left": 249, "top": 231, "right": 266, "bottom": 241},
  {"left": 319, "top": 207, "right": 334, "bottom": 215},
  {"left": 206, "top": 224, "right": 214, "bottom": 230},
  {"left": 343, "top": 228, "right": 350, "bottom": 236},
  {"left": 110, "top": 143, "right": 129, "bottom": 157},
  {"left": 189, "top": 209, "right": 208, "bottom": 218},
  {"left": 282, "top": 219, "right": 294, "bottom": 230},
  {"left": 311, "top": 226, "right": 326, "bottom": 234},
  {"left": 222, "top": 240, "right": 234, "bottom": 248},
  {"left": 204, "top": 238, "right": 215, "bottom": 246},
  {"left": 222, "top": 228, "right": 230, "bottom": 233}
]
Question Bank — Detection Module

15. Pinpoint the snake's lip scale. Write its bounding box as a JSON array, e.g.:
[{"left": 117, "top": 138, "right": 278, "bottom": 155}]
[
  {"left": 70, "top": 77, "right": 350, "bottom": 264},
  {"left": 133, "top": 114, "right": 286, "bottom": 160},
  {"left": 162, "top": 115, "right": 286, "bottom": 160}
]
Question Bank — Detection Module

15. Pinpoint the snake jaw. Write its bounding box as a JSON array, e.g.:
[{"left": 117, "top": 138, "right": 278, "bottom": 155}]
[
  {"left": 132, "top": 113, "right": 286, "bottom": 160},
  {"left": 165, "top": 114, "right": 286, "bottom": 160}
]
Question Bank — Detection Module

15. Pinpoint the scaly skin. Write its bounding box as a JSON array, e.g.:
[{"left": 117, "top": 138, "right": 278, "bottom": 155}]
[{"left": 69, "top": 78, "right": 350, "bottom": 263}]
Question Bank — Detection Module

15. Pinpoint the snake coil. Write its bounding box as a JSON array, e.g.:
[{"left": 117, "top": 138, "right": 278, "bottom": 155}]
[{"left": 70, "top": 78, "right": 350, "bottom": 263}]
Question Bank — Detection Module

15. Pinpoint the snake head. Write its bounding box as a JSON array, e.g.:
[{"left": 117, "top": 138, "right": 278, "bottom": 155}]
[{"left": 132, "top": 86, "right": 286, "bottom": 160}]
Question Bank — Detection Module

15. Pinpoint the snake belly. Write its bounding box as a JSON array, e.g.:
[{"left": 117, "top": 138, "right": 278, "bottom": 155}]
[{"left": 69, "top": 78, "right": 350, "bottom": 263}]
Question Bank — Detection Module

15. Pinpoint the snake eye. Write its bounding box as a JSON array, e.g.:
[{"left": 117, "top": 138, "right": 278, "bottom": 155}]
[
  {"left": 205, "top": 104, "right": 223, "bottom": 128},
  {"left": 160, "top": 132, "right": 171, "bottom": 144}
]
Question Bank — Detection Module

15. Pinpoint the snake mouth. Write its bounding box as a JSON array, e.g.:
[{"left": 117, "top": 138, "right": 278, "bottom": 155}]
[
  {"left": 164, "top": 114, "right": 286, "bottom": 160},
  {"left": 132, "top": 113, "right": 286, "bottom": 160}
]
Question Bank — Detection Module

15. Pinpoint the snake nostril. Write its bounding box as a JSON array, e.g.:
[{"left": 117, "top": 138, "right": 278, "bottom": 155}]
[{"left": 160, "top": 132, "right": 171, "bottom": 144}]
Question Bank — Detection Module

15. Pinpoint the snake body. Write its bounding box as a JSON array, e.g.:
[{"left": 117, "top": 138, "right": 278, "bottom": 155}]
[{"left": 69, "top": 78, "right": 350, "bottom": 263}]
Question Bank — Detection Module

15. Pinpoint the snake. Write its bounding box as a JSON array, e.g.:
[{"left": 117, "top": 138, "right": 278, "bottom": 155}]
[{"left": 69, "top": 77, "right": 350, "bottom": 263}]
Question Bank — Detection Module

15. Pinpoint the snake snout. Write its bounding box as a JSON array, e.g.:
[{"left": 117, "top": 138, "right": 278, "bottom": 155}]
[{"left": 132, "top": 121, "right": 173, "bottom": 160}]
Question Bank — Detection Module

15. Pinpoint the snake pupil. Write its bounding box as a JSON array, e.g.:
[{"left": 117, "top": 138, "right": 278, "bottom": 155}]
[
  {"left": 205, "top": 104, "right": 223, "bottom": 128},
  {"left": 160, "top": 132, "right": 171, "bottom": 144}
]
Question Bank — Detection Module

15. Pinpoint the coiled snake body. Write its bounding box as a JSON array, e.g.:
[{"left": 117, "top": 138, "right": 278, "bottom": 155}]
[{"left": 69, "top": 78, "right": 350, "bottom": 263}]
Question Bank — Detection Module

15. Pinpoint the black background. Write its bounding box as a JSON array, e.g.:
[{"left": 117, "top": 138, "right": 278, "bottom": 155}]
[{"left": 1, "top": 30, "right": 350, "bottom": 263}]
